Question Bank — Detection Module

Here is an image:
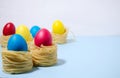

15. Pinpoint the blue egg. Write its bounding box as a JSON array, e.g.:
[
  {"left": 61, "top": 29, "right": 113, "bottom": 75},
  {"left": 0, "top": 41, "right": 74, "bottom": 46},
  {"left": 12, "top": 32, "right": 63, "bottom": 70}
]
[
  {"left": 30, "top": 26, "right": 40, "bottom": 38},
  {"left": 7, "top": 34, "right": 28, "bottom": 51}
]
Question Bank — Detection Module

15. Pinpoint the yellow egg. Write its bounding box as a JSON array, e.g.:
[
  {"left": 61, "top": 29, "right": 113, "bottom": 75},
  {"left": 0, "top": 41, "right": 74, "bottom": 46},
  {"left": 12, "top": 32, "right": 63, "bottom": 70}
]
[
  {"left": 52, "top": 20, "right": 65, "bottom": 34},
  {"left": 16, "top": 25, "right": 32, "bottom": 41}
]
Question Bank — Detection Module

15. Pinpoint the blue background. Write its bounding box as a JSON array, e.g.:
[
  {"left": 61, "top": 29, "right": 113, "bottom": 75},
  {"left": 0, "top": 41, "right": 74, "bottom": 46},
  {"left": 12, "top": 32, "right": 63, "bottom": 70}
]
[{"left": 0, "top": 36, "right": 120, "bottom": 78}]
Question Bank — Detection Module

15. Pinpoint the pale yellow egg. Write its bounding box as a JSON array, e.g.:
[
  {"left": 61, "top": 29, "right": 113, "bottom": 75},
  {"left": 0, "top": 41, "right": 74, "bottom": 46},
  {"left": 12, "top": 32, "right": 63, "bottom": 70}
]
[{"left": 16, "top": 25, "right": 32, "bottom": 41}]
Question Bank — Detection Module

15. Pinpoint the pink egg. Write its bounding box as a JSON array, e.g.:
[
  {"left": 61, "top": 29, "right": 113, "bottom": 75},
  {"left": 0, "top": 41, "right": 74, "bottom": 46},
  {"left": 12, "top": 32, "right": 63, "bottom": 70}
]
[
  {"left": 34, "top": 28, "right": 52, "bottom": 47},
  {"left": 3, "top": 22, "right": 15, "bottom": 36}
]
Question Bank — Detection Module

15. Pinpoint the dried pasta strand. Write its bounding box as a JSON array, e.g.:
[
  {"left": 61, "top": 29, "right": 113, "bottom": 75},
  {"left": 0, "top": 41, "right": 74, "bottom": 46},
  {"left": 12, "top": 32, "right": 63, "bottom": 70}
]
[
  {"left": 2, "top": 49, "right": 33, "bottom": 74},
  {"left": 29, "top": 43, "right": 57, "bottom": 66},
  {"left": 52, "top": 28, "right": 68, "bottom": 44},
  {"left": 0, "top": 35, "right": 11, "bottom": 48}
]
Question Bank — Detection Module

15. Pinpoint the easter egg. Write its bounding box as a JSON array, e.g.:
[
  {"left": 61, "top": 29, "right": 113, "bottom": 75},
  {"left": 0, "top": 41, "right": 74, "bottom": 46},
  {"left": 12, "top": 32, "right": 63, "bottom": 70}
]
[
  {"left": 34, "top": 28, "right": 52, "bottom": 47},
  {"left": 16, "top": 25, "right": 32, "bottom": 41},
  {"left": 7, "top": 34, "right": 28, "bottom": 51},
  {"left": 3, "top": 22, "right": 15, "bottom": 36},
  {"left": 52, "top": 20, "right": 65, "bottom": 34},
  {"left": 30, "top": 25, "right": 40, "bottom": 38}
]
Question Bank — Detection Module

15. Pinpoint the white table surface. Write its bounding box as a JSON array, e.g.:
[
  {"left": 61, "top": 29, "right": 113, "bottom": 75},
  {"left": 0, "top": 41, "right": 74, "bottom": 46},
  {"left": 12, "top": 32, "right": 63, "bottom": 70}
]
[{"left": 0, "top": 36, "right": 120, "bottom": 78}]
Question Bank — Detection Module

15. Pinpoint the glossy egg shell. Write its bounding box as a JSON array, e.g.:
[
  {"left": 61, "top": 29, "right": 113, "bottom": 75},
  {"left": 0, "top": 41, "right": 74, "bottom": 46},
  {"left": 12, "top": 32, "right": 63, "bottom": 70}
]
[
  {"left": 30, "top": 26, "right": 40, "bottom": 38},
  {"left": 7, "top": 34, "right": 28, "bottom": 51},
  {"left": 52, "top": 20, "right": 65, "bottom": 34},
  {"left": 16, "top": 25, "right": 32, "bottom": 41},
  {"left": 34, "top": 28, "right": 52, "bottom": 47},
  {"left": 3, "top": 22, "right": 15, "bottom": 36}
]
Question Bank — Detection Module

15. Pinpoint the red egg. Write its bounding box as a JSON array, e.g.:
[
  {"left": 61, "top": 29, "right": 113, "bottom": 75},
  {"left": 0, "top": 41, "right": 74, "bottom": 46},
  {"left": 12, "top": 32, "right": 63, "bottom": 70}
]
[
  {"left": 34, "top": 28, "right": 52, "bottom": 47},
  {"left": 3, "top": 22, "right": 15, "bottom": 36}
]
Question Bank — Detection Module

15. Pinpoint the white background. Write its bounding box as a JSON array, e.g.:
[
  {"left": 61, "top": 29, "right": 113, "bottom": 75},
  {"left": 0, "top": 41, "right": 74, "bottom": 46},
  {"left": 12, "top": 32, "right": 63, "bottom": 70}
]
[{"left": 0, "top": 0, "right": 120, "bottom": 36}]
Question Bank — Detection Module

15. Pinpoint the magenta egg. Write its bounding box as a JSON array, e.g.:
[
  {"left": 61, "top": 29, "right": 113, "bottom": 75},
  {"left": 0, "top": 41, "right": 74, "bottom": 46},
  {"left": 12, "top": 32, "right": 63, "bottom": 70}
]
[{"left": 34, "top": 28, "right": 52, "bottom": 47}]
